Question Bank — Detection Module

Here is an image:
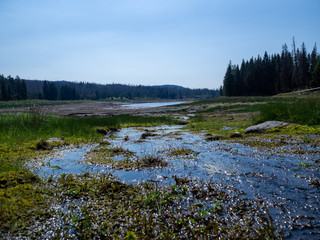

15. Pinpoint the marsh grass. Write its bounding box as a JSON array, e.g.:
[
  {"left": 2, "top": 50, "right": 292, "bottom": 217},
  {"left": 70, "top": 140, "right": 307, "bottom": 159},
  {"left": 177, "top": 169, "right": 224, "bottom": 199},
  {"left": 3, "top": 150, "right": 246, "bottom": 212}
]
[
  {"left": 256, "top": 98, "right": 320, "bottom": 125},
  {"left": 0, "top": 113, "right": 176, "bottom": 173},
  {"left": 0, "top": 113, "right": 177, "bottom": 145},
  {"left": 186, "top": 114, "right": 251, "bottom": 135},
  {"left": 182, "top": 96, "right": 270, "bottom": 106},
  {"left": 199, "top": 104, "right": 264, "bottom": 114}
]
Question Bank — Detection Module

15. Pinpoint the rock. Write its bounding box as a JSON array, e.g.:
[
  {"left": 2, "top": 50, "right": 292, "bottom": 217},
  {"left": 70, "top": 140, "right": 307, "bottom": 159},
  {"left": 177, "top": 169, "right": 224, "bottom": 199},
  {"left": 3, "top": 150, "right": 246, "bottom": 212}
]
[
  {"left": 205, "top": 135, "right": 223, "bottom": 141},
  {"left": 96, "top": 127, "right": 119, "bottom": 135},
  {"left": 96, "top": 127, "right": 109, "bottom": 135},
  {"left": 47, "top": 138, "right": 63, "bottom": 144},
  {"left": 230, "top": 132, "right": 242, "bottom": 138},
  {"left": 140, "top": 132, "right": 158, "bottom": 139},
  {"left": 244, "top": 121, "right": 290, "bottom": 134},
  {"left": 47, "top": 137, "right": 64, "bottom": 148},
  {"left": 36, "top": 140, "right": 52, "bottom": 150}
]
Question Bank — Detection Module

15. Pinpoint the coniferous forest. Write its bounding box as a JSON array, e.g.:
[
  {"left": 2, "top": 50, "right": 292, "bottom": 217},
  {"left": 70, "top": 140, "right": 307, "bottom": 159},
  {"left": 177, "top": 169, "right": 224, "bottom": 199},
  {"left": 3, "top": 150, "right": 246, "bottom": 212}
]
[
  {"left": 0, "top": 76, "right": 219, "bottom": 101},
  {"left": 223, "top": 39, "right": 320, "bottom": 96}
]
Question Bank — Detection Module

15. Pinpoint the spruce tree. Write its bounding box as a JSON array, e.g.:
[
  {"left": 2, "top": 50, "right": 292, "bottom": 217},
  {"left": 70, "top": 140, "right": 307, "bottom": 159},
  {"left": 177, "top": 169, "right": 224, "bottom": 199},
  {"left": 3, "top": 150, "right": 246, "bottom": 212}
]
[
  {"left": 223, "top": 62, "right": 234, "bottom": 96},
  {"left": 0, "top": 77, "right": 8, "bottom": 101},
  {"left": 21, "top": 80, "right": 27, "bottom": 99},
  {"left": 309, "top": 44, "right": 318, "bottom": 85},
  {"left": 298, "top": 42, "right": 310, "bottom": 88},
  {"left": 279, "top": 44, "right": 293, "bottom": 92},
  {"left": 311, "top": 57, "right": 320, "bottom": 87},
  {"left": 43, "top": 81, "right": 49, "bottom": 99}
]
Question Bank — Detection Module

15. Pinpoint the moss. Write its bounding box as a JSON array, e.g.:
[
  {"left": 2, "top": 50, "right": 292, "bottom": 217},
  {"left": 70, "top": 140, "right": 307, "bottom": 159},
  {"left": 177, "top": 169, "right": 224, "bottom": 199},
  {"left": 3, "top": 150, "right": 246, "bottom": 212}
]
[
  {"left": 0, "top": 175, "right": 52, "bottom": 235},
  {"left": 0, "top": 170, "right": 40, "bottom": 188},
  {"left": 23, "top": 173, "right": 277, "bottom": 239},
  {"left": 167, "top": 148, "right": 199, "bottom": 157}
]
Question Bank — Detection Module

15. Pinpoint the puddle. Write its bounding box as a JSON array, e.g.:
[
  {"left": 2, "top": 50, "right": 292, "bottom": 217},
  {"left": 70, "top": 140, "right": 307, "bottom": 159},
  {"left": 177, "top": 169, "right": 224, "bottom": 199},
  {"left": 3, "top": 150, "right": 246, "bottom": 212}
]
[{"left": 34, "top": 125, "right": 320, "bottom": 238}]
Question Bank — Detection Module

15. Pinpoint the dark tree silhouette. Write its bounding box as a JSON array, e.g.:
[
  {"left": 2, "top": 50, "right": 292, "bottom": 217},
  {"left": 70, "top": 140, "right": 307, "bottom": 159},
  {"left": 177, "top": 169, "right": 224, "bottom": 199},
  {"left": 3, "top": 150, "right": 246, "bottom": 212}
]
[{"left": 222, "top": 40, "right": 319, "bottom": 96}]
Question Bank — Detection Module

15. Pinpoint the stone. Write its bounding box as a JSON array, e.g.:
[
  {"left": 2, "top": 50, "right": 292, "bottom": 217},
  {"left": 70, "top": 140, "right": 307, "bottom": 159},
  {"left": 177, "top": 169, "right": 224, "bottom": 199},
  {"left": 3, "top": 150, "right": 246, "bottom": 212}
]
[
  {"left": 244, "top": 121, "right": 290, "bottom": 134},
  {"left": 230, "top": 132, "right": 242, "bottom": 138},
  {"left": 205, "top": 135, "right": 223, "bottom": 141},
  {"left": 36, "top": 140, "right": 52, "bottom": 150},
  {"left": 47, "top": 138, "right": 63, "bottom": 143},
  {"left": 96, "top": 127, "right": 109, "bottom": 135}
]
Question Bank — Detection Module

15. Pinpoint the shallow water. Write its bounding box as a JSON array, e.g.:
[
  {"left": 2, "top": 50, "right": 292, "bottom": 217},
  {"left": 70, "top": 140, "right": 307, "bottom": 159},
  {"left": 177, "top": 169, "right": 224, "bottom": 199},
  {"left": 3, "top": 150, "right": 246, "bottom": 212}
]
[
  {"left": 34, "top": 125, "right": 320, "bottom": 238},
  {"left": 121, "top": 101, "right": 184, "bottom": 108}
]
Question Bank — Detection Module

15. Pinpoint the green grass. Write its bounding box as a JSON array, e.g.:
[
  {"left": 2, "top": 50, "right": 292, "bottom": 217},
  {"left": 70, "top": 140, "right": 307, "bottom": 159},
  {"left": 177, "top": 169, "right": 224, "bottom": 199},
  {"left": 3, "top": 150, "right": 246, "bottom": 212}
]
[
  {"left": 255, "top": 98, "right": 320, "bottom": 125},
  {"left": 199, "top": 104, "right": 264, "bottom": 114},
  {"left": 186, "top": 114, "right": 251, "bottom": 135},
  {"left": 0, "top": 100, "right": 82, "bottom": 109},
  {"left": 0, "top": 113, "right": 177, "bottom": 145},
  {"left": 181, "top": 96, "right": 270, "bottom": 106},
  {"left": 0, "top": 113, "right": 177, "bottom": 173}
]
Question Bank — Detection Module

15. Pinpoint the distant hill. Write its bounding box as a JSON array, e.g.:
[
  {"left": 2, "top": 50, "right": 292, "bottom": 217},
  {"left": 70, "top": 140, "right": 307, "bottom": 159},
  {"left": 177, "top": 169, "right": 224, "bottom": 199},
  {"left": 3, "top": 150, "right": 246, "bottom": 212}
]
[
  {"left": 0, "top": 74, "right": 220, "bottom": 101},
  {"left": 20, "top": 79, "right": 220, "bottom": 101},
  {"left": 152, "top": 85, "right": 184, "bottom": 89}
]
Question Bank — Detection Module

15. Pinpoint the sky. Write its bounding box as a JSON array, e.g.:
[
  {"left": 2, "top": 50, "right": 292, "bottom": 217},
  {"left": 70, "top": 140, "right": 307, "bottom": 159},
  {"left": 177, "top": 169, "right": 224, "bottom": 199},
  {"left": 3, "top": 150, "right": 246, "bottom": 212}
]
[{"left": 0, "top": 0, "right": 319, "bottom": 89}]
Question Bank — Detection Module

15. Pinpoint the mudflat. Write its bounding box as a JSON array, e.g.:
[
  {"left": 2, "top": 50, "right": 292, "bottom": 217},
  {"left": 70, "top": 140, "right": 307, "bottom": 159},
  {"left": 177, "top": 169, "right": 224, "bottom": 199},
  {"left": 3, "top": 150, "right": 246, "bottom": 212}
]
[{"left": 0, "top": 100, "right": 191, "bottom": 116}]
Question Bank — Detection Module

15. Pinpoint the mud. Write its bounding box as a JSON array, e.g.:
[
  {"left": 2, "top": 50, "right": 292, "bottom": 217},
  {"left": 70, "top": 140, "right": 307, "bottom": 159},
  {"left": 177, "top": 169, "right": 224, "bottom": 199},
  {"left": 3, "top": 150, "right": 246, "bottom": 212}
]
[{"left": 0, "top": 100, "right": 192, "bottom": 116}]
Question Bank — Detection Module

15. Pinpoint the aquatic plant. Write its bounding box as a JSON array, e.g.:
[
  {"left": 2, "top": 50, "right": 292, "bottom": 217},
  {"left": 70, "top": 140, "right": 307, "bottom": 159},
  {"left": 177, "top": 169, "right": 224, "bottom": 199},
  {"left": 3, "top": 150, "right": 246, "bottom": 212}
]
[
  {"left": 139, "top": 155, "right": 167, "bottom": 168},
  {"left": 0, "top": 172, "right": 279, "bottom": 239},
  {"left": 204, "top": 164, "right": 233, "bottom": 175},
  {"left": 167, "top": 147, "right": 199, "bottom": 157},
  {"left": 140, "top": 131, "right": 158, "bottom": 139}
]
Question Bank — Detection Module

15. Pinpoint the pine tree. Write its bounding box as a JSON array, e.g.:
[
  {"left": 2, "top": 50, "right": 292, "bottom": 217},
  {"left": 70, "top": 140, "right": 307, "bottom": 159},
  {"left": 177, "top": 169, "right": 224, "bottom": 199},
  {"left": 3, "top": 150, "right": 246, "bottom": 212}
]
[
  {"left": 43, "top": 81, "right": 49, "bottom": 99},
  {"left": 310, "top": 57, "right": 320, "bottom": 87},
  {"left": 309, "top": 43, "right": 318, "bottom": 85},
  {"left": 298, "top": 42, "right": 310, "bottom": 88},
  {"left": 15, "top": 76, "right": 22, "bottom": 100},
  {"left": 21, "top": 80, "right": 27, "bottom": 99},
  {"left": 0, "top": 76, "right": 8, "bottom": 101},
  {"left": 223, "top": 62, "right": 234, "bottom": 96},
  {"left": 291, "top": 37, "right": 299, "bottom": 90},
  {"left": 48, "top": 82, "right": 58, "bottom": 100},
  {"left": 279, "top": 44, "right": 293, "bottom": 92},
  {"left": 233, "top": 65, "right": 241, "bottom": 96}
]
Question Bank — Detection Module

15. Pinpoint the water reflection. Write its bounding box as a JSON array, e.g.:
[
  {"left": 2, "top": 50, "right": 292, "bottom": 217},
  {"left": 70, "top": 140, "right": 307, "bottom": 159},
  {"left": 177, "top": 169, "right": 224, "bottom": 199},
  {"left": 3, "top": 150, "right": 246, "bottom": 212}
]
[{"left": 34, "top": 125, "right": 320, "bottom": 238}]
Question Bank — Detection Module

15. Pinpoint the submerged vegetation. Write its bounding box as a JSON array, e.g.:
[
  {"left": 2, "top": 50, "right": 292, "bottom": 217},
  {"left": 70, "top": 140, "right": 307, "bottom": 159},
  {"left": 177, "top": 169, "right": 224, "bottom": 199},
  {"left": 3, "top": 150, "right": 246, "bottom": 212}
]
[
  {"left": 1, "top": 92, "right": 320, "bottom": 238},
  {"left": 167, "top": 147, "right": 199, "bottom": 157},
  {"left": 85, "top": 144, "right": 168, "bottom": 170},
  {"left": 2, "top": 173, "right": 277, "bottom": 239}
]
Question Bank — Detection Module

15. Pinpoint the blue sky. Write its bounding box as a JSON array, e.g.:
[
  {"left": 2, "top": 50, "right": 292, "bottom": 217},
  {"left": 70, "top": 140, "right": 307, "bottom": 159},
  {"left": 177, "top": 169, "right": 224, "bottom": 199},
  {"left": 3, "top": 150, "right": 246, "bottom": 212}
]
[{"left": 0, "top": 0, "right": 319, "bottom": 89}]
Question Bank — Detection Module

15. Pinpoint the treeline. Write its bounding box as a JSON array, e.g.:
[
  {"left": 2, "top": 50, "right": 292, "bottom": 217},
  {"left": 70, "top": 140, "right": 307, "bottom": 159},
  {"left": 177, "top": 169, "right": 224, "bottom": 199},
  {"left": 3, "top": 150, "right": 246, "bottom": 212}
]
[
  {"left": 0, "top": 77, "right": 219, "bottom": 101},
  {"left": 0, "top": 75, "right": 27, "bottom": 101},
  {"left": 223, "top": 39, "right": 320, "bottom": 96}
]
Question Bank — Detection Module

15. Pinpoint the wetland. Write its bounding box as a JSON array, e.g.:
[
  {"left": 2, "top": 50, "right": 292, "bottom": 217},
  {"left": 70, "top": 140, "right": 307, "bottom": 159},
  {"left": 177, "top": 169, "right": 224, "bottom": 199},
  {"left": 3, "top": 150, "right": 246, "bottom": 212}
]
[{"left": 1, "top": 95, "right": 320, "bottom": 239}]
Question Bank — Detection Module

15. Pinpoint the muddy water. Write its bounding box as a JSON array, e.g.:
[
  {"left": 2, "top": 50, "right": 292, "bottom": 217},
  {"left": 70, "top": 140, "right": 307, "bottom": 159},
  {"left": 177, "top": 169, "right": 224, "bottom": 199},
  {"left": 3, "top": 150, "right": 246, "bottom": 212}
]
[{"left": 36, "top": 125, "right": 320, "bottom": 239}]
